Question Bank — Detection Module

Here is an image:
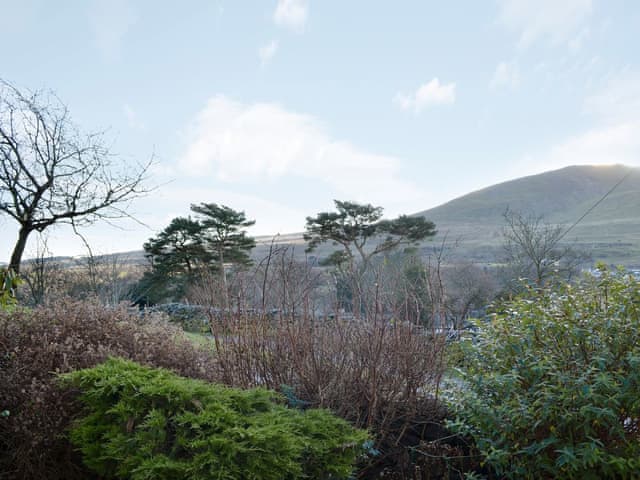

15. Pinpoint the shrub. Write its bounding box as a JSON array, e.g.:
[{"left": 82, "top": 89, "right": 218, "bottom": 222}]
[
  {"left": 186, "top": 253, "right": 458, "bottom": 476},
  {"left": 198, "top": 308, "right": 449, "bottom": 475},
  {"left": 0, "top": 299, "right": 218, "bottom": 480},
  {"left": 449, "top": 266, "right": 640, "bottom": 479},
  {"left": 62, "top": 357, "right": 368, "bottom": 480},
  {"left": 0, "top": 268, "right": 20, "bottom": 308}
]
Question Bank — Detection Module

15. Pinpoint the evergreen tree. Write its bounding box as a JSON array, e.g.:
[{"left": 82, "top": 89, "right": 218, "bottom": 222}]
[
  {"left": 305, "top": 200, "right": 436, "bottom": 315},
  {"left": 191, "top": 203, "right": 256, "bottom": 274},
  {"left": 136, "top": 205, "right": 255, "bottom": 304}
]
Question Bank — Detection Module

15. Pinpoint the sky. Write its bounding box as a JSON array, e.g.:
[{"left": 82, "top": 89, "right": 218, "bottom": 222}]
[{"left": 1, "top": 0, "right": 640, "bottom": 261}]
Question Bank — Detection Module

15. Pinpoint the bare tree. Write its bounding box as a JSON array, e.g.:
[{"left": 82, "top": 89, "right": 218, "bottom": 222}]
[
  {"left": 19, "top": 234, "right": 63, "bottom": 305},
  {"left": 390, "top": 236, "right": 497, "bottom": 329},
  {"left": 73, "top": 252, "right": 142, "bottom": 305},
  {"left": 444, "top": 262, "right": 496, "bottom": 328},
  {"left": 502, "top": 209, "right": 588, "bottom": 288},
  {"left": 0, "top": 79, "right": 150, "bottom": 273}
]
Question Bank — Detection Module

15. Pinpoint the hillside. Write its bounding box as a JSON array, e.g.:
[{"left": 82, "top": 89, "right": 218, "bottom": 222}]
[{"left": 417, "top": 165, "right": 640, "bottom": 266}]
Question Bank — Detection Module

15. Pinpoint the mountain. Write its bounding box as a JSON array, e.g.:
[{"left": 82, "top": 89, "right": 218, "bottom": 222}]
[{"left": 415, "top": 165, "right": 640, "bottom": 266}]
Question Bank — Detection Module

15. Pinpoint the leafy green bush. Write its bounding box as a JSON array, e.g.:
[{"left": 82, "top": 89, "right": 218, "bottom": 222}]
[
  {"left": 449, "top": 266, "right": 640, "bottom": 479},
  {"left": 62, "top": 357, "right": 368, "bottom": 480}
]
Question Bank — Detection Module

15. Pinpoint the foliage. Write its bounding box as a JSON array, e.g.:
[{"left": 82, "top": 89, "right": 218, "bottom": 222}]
[
  {"left": 305, "top": 200, "right": 435, "bottom": 315},
  {"left": 0, "top": 268, "right": 20, "bottom": 308},
  {"left": 305, "top": 200, "right": 436, "bottom": 268},
  {"left": 190, "top": 269, "right": 450, "bottom": 475},
  {"left": 140, "top": 203, "right": 255, "bottom": 303},
  {"left": 449, "top": 266, "right": 640, "bottom": 479},
  {"left": 62, "top": 357, "right": 368, "bottom": 480},
  {"left": 191, "top": 202, "right": 256, "bottom": 269},
  {"left": 0, "top": 299, "right": 218, "bottom": 480},
  {"left": 144, "top": 217, "right": 209, "bottom": 274},
  {"left": 141, "top": 216, "right": 209, "bottom": 302},
  {"left": 0, "top": 79, "right": 149, "bottom": 273}
]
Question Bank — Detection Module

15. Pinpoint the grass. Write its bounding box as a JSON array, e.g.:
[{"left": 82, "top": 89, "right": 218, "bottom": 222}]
[{"left": 182, "top": 331, "right": 216, "bottom": 348}]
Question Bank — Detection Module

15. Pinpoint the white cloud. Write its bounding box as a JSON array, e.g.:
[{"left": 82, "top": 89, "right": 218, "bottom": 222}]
[
  {"left": 178, "top": 96, "right": 425, "bottom": 207},
  {"left": 273, "top": 0, "right": 308, "bottom": 33},
  {"left": 394, "top": 78, "right": 456, "bottom": 113},
  {"left": 88, "top": 0, "right": 137, "bottom": 60},
  {"left": 258, "top": 40, "right": 279, "bottom": 66},
  {"left": 490, "top": 61, "right": 520, "bottom": 90},
  {"left": 497, "top": 0, "right": 593, "bottom": 49}
]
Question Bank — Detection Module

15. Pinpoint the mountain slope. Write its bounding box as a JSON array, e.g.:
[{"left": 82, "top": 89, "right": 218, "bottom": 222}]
[
  {"left": 417, "top": 165, "right": 640, "bottom": 224},
  {"left": 415, "top": 165, "right": 640, "bottom": 265}
]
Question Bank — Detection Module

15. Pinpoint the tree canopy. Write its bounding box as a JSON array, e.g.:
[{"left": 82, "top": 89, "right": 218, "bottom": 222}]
[
  {"left": 305, "top": 200, "right": 436, "bottom": 316},
  {"left": 191, "top": 202, "right": 256, "bottom": 270},
  {"left": 304, "top": 200, "right": 436, "bottom": 269},
  {"left": 138, "top": 204, "right": 255, "bottom": 304}
]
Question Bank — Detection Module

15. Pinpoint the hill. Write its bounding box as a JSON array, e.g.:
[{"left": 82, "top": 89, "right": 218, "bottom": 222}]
[{"left": 416, "top": 164, "right": 640, "bottom": 266}]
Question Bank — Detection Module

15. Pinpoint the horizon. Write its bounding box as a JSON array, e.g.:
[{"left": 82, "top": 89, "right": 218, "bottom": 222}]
[
  {"left": 2, "top": 1, "right": 640, "bottom": 262},
  {"left": 0, "top": 162, "right": 635, "bottom": 266}
]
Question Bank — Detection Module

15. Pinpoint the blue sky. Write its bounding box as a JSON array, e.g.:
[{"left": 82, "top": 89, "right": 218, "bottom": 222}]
[{"left": 1, "top": 0, "right": 640, "bottom": 260}]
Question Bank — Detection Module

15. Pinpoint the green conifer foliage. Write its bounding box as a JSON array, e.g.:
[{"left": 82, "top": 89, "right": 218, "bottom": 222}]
[{"left": 62, "top": 358, "right": 368, "bottom": 480}]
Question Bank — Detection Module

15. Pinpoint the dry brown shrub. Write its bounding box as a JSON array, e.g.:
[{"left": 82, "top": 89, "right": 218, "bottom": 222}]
[
  {"left": 0, "top": 299, "right": 217, "bottom": 480},
  {"left": 188, "top": 251, "right": 454, "bottom": 476},
  {"left": 208, "top": 312, "right": 451, "bottom": 475}
]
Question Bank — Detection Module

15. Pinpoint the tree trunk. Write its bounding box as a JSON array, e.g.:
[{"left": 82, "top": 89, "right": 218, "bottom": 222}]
[
  {"left": 218, "top": 246, "right": 229, "bottom": 311},
  {"left": 9, "top": 226, "right": 31, "bottom": 274}
]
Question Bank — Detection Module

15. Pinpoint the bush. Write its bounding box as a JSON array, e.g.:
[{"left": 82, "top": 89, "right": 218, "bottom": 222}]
[
  {"left": 62, "top": 357, "right": 368, "bottom": 480},
  {"left": 449, "top": 266, "right": 640, "bottom": 479},
  {"left": 198, "top": 307, "right": 449, "bottom": 476},
  {"left": 0, "top": 299, "right": 218, "bottom": 480},
  {"left": 184, "top": 248, "right": 480, "bottom": 477}
]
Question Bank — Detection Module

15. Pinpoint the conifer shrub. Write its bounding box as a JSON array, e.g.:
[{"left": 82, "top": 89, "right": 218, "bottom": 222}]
[
  {"left": 449, "top": 266, "right": 640, "bottom": 479},
  {"left": 0, "top": 299, "right": 218, "bottom": 480},
  {"left": 62, "top": 357, "right": 368, "bottom": 480}
]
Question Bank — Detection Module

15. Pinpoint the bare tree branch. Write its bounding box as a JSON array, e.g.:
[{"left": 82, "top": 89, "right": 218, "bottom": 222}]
[
  {"left": 502, "top": 208, "right": 589, "bottom": 289},
  {"left": 0, "top": 79, "right": 152, "bottom": 273}
]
